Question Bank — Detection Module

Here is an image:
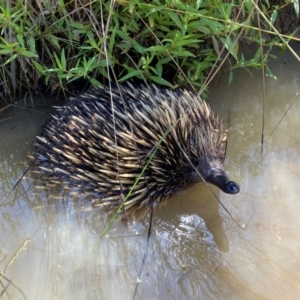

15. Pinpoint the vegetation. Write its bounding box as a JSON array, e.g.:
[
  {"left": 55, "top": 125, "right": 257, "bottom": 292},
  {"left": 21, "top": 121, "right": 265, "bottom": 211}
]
[
  {"left": 0, "top": 0, "right": 299, "bottom": 100},
  {"left": 1, "top": 1, "right": 300, "bottom": 298}
]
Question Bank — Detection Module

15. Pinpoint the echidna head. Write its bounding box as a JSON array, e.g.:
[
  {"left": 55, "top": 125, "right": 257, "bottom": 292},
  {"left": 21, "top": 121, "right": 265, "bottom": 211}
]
[{"left": 189, "top": 157, "right": 240, "bottom": 194}]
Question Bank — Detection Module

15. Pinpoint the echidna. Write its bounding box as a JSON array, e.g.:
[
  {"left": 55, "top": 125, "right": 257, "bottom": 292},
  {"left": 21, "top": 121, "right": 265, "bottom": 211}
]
[{"left": 35, "top": 83, "right": 239, "bottom": 210}]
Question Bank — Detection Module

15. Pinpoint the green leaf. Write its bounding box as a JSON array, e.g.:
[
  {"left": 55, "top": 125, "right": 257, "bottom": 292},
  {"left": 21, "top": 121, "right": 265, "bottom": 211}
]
[
  {"left": 86, "top": 57, "right": 96, "bottom": 70},
  {"left": 146, "top": 5, "right": 166, "bottom": 15},
  {"left": 266, "top": 66, "right": 277, "bottom": 79},
  {"left": 109, "top": 25, "right": 117, "bottom": 53},
  {"left": 174, "top": 38, "right": 202, "bottom": 48},
  {"left": 169, "top": 50, "right": 195, "bottom": 57},
  {"left": 219, "top": 36, "right": 238, "bottom": 60},
  {"left": 148, "top": 66, "right": 157, "bottom": 75},
  {"left": 129, "top": 0, "right": 135, "bottom": 14},
  {"left": 160, "top": 57, "right": 172, "bottom": 64},
  {"left": 119, "top": 69, "right": 142, "bottom": 82},
  {"left": 270, "top": 10, "right": 278, "bottom": 24},
  {"left": 156, "top": 61, "right": 162, "bottom": 77},
  {"left": 149, "top": 16, "right": 154, "bottom": 28},
  {"left": 54, "top": 52, "right": 62, "bottom": 68},
  {"left": 16, "top": 33, "right": 25, "bottom": 48},
  {"left": 47, "top": 34, "right": 60, "bottom": 49},
  {"left": 146, "top": 45, "right": 168, "bottom": 53},
  {"left": 4, "top": 54, "right": 18, "bottom": 65},
  {"left": 33, "top": 61, "right": 45, "bottom": 73},
  {"left": 131, "top": 39, "right": 145, "bottom": 54},
  {"left": 57, "top": 73, "right": 70, "bottom": 79},
  {"left": 0, "top": 48, "right": 14, "bottom": 54},
  {"left": 149, "top": 76, "right": 173, "bottom": 87},
  {"left": 292, "top": 0, "right": 299, "bottom": 17},
  {"left": 168, "top": 11, "right": 183, "bottom": 30},
  {"left": 28, "top": 36, "right": 36, "bottom": 53},
  {"left": 19, "top": 49, "right": 38, "bottom": 57},
  {"left": 253, "top": 48, "right": 262, "bottom": 62},
  {"left": 159, "top": 26, "right": 171, "bottom": 33},
  {"left": 79, "top": 46, "right": 94, "bottom": 50},
  {"left": 115, "top": 29, "right": 129, "bottom": 40},
  {"left": 187, "top": 21, "right": 210, "bottom": 34},
  {"left": 97, "top": 59, "right": 111, "bottom": 68},
  {"left": 212, "top": 35, "right": 220, "bottom": 56},
  {"left": 196, "top": 0, "right": 202, "bottom": 9},
  {"left": 90, "top": 78, "right": 102, "bottom": 86},
  {"left": 61, "top": 48, "right": 66, "bottom": 69},
  {"left": 70, "top": 22, "right": 85, "bottom": 29}
]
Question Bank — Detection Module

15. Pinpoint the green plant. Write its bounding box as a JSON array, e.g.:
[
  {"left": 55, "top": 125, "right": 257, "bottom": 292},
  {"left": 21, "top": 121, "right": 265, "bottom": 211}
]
[{"left": 0, "top": 0, "right": 299, "bottom": 100}]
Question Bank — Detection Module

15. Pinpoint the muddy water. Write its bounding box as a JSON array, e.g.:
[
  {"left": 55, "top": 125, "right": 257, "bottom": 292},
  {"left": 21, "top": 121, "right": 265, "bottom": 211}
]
[{"left": 1, "top": 46, "right": 300, "bottom": 300}]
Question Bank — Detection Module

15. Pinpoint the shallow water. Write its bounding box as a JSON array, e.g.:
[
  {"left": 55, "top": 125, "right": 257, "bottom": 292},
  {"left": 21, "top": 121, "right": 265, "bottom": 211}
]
[{"left": 1, "top": 45, "right": 300, "bottom": 300}]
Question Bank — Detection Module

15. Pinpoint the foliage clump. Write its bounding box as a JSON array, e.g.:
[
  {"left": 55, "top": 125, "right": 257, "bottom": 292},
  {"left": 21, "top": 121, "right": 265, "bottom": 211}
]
[{"left": 0, "top": 0, "right": 299, "bottom": 99}]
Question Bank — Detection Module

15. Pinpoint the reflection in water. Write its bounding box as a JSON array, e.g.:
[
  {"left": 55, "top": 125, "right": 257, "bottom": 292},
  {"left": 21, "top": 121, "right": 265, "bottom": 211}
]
[
  {"left": 156, "top": 184, "right": 230, "bottom": 253},
  {"left": 1, "top": 45, "right": 300, "bottom": 299}
]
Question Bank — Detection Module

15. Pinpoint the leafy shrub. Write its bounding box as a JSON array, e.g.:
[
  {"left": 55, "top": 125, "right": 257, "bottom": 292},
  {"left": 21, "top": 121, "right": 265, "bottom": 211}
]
[{"left": 0, "top": 0, "right": 298, "bottom": 99}]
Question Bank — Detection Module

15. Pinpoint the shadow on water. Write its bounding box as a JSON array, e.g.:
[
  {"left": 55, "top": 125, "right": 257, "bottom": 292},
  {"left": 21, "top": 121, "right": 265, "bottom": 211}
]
[{"left": 1, "top": 45, "right": 300, "bottom": 299}]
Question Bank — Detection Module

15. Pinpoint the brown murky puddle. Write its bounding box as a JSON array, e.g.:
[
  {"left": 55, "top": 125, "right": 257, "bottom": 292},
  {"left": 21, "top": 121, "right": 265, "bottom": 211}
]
[{"left": 1, "top": 45, "right": 300, "bottom": 299}]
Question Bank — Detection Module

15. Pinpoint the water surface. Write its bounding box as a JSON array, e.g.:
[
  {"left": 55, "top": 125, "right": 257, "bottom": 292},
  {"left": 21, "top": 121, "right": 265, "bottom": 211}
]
[{"left": 1, "top": 46, "right": 300, "bottom": 299}]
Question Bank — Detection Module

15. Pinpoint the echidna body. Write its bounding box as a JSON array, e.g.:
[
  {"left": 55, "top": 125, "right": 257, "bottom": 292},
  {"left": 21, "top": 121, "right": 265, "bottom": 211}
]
[{"left": 36, "top": 84, "right": 239, "bottom": 210}]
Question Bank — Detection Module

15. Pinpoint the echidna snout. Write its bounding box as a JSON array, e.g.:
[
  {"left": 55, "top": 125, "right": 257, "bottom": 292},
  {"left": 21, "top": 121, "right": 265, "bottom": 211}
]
[
  {"left": 205, "top": 172, "right": 240, "bottom": 194},
  {"left": 189, "top": 159, "right": 240, "bottom": 194},
  {"left": 224, "top": 181, "right": 240, "bottom": 194}
]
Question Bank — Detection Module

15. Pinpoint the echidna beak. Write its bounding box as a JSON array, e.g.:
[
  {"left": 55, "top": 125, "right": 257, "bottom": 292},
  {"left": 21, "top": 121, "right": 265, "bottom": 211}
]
[{"left": 224, "top": 181, "right": 240, "bottom": 194}]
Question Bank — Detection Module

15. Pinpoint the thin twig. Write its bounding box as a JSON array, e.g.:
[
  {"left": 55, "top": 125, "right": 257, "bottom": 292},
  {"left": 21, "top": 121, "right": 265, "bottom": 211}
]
[
  {"left": 257, "top": 6, "right": 266, "bottom": 159},
  {"left": 268, "top": 92, "right": 300, "bottom": 139}
]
